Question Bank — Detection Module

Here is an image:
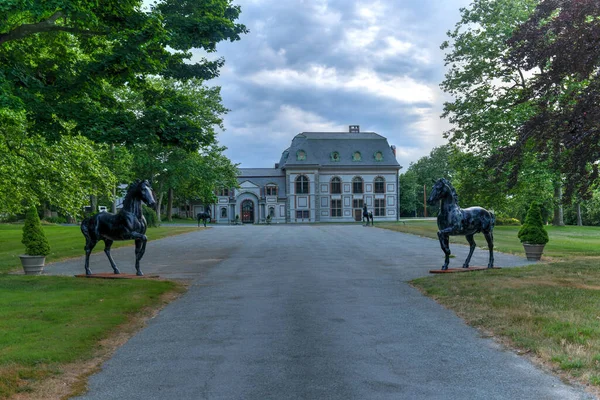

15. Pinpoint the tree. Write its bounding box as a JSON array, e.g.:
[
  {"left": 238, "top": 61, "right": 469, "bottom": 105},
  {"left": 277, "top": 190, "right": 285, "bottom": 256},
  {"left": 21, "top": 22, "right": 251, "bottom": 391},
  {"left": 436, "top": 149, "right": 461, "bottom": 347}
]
[
  {"left": 502, "top": 0, "right": 600, "bottom": 200},
  {"left": 440, "top": 0, "right": 567, "bottom": 225},
  {"left": 0, "top": 1, "right": 246, "bottom": 214},
  {"left": 400, "top": 145, "right": 454, "bottom": 217},
  {"left": 0, "top": 0, "right": 247, "bottom": 148}
]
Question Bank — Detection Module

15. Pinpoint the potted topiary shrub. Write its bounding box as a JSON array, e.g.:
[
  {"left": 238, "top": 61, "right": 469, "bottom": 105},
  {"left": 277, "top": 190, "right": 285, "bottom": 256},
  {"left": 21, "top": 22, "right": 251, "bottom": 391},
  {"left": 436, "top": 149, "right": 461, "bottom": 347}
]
[
  {"left": 517, "top": 202, "right": 549, "bottom": 261},
  {"left": 20, "top": 206, "right": 51, "bottom": 275}
]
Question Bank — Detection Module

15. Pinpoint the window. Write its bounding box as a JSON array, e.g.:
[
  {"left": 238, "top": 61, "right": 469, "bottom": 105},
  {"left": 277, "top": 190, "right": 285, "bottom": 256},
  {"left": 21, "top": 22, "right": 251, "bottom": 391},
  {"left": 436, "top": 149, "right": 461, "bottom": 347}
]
[
  {"left": 266, "top": 185, "right": 277, "bottom": 196},
  {"left": 296, "top": 150, "right": 306, "bottom": 161},
  {"left": 331, "top": 151, "right": 340, "bottom": 162},
  {"left": 353, "top": 199, "right": 364, "bottom": 208},
  {"left": 352, "top": 151, "right": 362, "bottom": 161},
  {"left": 296, "top": 210, "right": 310, "bottom": 219},
  {"left": 296, "top": 175, "right": 309, "bottom": 194},
  {"left": 374, "top": 151, "right": 384, "bottom": 161},
  {"left": 374, "top": 177, "right": 385, "bottom": 194},
  {"left": 352, "top": 177, "right": 364, "bottom": 194},
  {"left": 330, "top": 177, "right": 341, "bottom": 194},
  {"left": 216, "top": 187, "right": 229, "bottom": 196},
  {"left": 269, "top": 207, "right": 275, "bottom": 217},
  {"left": 375, "top": 199, "right": 385, "bottom": 216},
  {"left": 331, "top": 199, "right": 342, "bottom": 217},
  {"left": 221, "top": 207, "right": 227, "bottom": 218}
]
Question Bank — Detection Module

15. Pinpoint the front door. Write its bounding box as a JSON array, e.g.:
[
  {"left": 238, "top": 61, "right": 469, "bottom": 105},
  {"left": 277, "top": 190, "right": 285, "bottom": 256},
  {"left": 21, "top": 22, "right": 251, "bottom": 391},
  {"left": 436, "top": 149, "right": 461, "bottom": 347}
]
[
  {"left": 241, "top": 200, "right": 254, "bottom": 223},
  {"left": 354, "top": 209, "right": 362, "bottom": 221}
]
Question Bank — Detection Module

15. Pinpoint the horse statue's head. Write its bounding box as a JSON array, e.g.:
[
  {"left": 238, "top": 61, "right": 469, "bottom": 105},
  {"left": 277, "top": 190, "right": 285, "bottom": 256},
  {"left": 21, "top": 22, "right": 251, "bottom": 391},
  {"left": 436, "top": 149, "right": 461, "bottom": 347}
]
[
  {"left": 129, "top": 179, "right": 156, "bottom": 208},
  {"left": 427, "top": 178, "right": 458, "bottom": 205}
]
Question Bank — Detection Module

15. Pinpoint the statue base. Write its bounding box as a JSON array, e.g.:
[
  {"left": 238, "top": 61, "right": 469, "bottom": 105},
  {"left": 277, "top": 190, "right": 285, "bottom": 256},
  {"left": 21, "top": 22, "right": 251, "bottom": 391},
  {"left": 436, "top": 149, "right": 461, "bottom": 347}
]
[
  {"left": 429, "top": 267, "right": 502, "bottom": 274},
  {"left": 75, "top": 273, "right": 160, "bottom": 279}
]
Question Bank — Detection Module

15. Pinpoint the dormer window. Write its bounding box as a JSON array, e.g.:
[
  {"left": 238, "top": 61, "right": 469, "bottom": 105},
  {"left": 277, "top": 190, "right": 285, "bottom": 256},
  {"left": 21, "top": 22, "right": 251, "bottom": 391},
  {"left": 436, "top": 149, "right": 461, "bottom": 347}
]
[
  {"left": 296, "top": 150, "right": 306, "bottom": 161},
  {"left": 374, "top": 151, "right": 384, "bottom": 161},
  {"left": 331, "top": 151, "right": 340, "bottom": 162},
  {"left": 352, "top": 151, "right": 362, "bottom": 162}
]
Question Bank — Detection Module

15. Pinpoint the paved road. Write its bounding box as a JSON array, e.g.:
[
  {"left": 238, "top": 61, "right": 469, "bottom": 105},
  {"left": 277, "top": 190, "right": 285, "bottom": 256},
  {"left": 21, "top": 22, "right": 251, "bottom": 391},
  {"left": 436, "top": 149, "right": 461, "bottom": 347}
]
[{"left": 44, "top": 225, "right": 593, "bottom": 399}]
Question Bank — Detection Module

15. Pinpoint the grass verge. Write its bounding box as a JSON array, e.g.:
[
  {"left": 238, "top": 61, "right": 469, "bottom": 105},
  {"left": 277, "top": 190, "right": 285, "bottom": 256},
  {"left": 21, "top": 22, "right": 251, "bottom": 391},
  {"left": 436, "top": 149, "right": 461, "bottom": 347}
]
[
  {"left": 0, "top": 224, "right": 200, "bottom": 274},
  {"left": 380, "top": 220, "right": 600, "bottom": 393},
  {"left": 0, "top": 275, "right": 186, "bottom": 399}
]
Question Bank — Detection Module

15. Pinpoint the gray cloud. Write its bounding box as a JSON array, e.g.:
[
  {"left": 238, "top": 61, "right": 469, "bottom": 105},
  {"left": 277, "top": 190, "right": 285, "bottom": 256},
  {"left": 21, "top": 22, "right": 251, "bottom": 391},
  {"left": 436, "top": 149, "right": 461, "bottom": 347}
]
[{"left": 194, "top": 0, "right": 471, "bottom": 170}]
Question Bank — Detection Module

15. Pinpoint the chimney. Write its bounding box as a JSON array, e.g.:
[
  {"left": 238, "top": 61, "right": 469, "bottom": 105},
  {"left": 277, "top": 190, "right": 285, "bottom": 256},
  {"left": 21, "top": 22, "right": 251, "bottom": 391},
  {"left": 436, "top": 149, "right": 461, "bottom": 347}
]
[
  {"left": 349, "top": 125, "right": 360, "bottom": 133},
  {"left": 275, "top": 163, "right": 279, "bottom": 168},
  {"left": 391, "top": 145, "right": 396, "bottom": 156}
]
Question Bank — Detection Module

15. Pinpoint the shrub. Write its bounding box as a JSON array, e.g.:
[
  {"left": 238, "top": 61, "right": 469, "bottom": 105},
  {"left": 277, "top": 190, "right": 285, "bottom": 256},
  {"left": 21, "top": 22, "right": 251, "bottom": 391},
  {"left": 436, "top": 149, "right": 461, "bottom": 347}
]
[
  {"left": 518, "top": 202, "right": 549, "bottom": 244},
  {"left": 496, "top": 217, "right": 521, "bottom": 226},
  {"left": 21, "top": 207, "right": 51, "bottom": 256},
  {"left": 143, "top": 205, "right": 159, "bottom": 228},
  {"left": 44, "top": 216, "right": 67, "bottom": 224}
]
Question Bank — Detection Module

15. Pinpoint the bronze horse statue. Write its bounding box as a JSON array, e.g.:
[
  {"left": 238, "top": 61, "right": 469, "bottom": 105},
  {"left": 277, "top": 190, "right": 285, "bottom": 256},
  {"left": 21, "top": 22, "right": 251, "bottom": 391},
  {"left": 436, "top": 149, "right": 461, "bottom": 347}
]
[
  {"left": 80, "top": 179, "right": 156, "bottom": 276},
  {"left": 427, "top": 178, "right": 495, "bottom": 270},
  {"left": 197, "top": 206, "right": 211, "bottom": 227}
]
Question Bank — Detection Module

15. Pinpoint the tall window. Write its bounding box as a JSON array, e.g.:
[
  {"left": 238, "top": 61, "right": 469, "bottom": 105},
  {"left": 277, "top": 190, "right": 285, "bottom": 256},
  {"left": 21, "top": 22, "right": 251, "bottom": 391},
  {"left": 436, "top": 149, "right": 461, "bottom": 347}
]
[
  {"left": 331, "top": 199, "right": 342, "bottom": 217},
  {"left": 269, "top": 207, "right": 275, "bottom": 217},
  {"left": 330, "top": 177, "right": 341, "bottom": 194},
  {"left": 266, "top": 185, "right": 277, "bottom": 196},
  {"left": 217, "top": 187, "right": 229, "bottom": 196},
  {"left": 352, "top": 177, "right": 364, "bottom": 194},
  {"left": 296, "top": 175, "right": 309, "bottom": 194},
  {"left": 374, "top": 177, "right": 385, "bottom": 194},
  {"left": 374, "top": 199, "right": 385, "bottom": 216},
  {"left": 353, "top": 199, "right": 364, "bottom": 208}
]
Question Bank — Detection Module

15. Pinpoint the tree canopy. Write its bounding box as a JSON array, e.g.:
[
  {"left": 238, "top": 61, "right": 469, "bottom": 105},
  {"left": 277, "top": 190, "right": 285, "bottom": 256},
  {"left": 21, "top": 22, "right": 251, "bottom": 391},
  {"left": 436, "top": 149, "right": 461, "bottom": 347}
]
[{"left": 0, "top": 1, "right": 246, "bottom": 215}]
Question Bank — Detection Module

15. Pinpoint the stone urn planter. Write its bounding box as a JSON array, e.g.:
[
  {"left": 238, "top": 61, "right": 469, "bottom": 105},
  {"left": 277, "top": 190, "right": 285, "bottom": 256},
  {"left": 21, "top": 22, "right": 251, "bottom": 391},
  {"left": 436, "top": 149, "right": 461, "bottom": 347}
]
[
  {"left": 522, "top": 243, "right": 545, "bottom": 261},
  {"left": 19, "top": 255, "right": 46, "bottom": 275},
  {"left": 518, "top": 202, "right": 549, "bottom": 262}
]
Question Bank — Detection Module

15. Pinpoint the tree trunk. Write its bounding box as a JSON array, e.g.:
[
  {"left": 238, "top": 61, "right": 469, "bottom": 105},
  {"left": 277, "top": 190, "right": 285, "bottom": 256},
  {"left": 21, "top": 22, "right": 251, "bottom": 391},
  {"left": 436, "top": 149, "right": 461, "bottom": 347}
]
[
  {"left": 156, "top": 193, "right": 164, "bottom": 224},
  {"left": 43, "top": 202, "right": 52, "bottom": 219},
  {"left": 90, "top": 194, "right": 97, "bottom": 214},
  {"left": 167, "top": 188, "right": 173, "bottom": 221},
  {"left": 552, "top": 184, "right": 564, "bottom": 226},
  {"left": 577, "top": 203, "right": 583, "bottom": 226}
]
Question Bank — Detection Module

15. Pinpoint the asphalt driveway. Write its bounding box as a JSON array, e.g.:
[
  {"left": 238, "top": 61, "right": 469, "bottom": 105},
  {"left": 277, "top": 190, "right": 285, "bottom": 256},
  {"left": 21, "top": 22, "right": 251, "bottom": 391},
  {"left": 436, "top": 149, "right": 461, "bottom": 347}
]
[{"left": 43, "top": 224, "right": 593, "bottom": 399}]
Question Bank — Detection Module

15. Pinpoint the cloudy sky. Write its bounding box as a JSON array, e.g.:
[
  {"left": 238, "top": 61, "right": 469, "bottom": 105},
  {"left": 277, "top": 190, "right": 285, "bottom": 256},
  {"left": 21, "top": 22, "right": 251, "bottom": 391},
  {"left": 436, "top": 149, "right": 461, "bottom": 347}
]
[{"left": 192, "top": 0, "right": 472, "bottom": 170}]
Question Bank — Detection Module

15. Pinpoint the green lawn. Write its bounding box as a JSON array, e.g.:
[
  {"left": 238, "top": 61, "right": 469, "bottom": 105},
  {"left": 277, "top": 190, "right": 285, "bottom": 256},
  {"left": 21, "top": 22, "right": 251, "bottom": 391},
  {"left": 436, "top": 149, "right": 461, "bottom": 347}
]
[
  {"left": 0, "top": 275, "right": 184, "bottom": 398},
  {"left": 0, "top": 224, "right": 199, "bottom": 274},
  {"left": 0, "top": 223, "right": 199, "bottom": 398},
  {"left": 379, "top": 220, "right": 600, "bottom": 391},
  {"left": 379, "top": 220, "right": 600, "bottom": 258}
]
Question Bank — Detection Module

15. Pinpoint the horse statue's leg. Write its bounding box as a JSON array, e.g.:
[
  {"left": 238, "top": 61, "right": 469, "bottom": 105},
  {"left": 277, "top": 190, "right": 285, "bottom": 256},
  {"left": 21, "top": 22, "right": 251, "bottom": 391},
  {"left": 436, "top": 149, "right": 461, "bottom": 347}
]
[
  {"left": 103, "top": 239, "right": 120, "bottom": 274},
  {"left": 203, "top": 217, "right": 207, "bottom": 227},
  {"left": 483, "top": 230, "right": 494, "bottom": 268},
  {"left": 83, "top": 238, "right": 97, "bottom": 276},
  {"left": 462, "top": 234, "right": 476, "bottom": 268},
  {"left": 133, "top": 234, "right": 148, "bottom": 276},
  {"left": 437, "top": 231, "right": 451, "bottom": 270}
]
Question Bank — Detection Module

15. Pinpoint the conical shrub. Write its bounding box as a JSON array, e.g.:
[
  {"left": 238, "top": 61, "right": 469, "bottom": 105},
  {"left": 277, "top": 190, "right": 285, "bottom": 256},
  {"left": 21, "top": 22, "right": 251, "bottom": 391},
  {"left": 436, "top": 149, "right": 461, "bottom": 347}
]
[
  {"left": 517, "top": 202, "right": 549, "bottom": 244},
  {"left": 21, "top": 207, "right": 51, "bottom": 256}
]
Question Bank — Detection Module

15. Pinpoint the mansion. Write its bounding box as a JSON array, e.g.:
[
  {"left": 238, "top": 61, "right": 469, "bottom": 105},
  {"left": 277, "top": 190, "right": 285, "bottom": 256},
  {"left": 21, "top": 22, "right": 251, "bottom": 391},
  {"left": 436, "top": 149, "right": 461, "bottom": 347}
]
[{"left": 203, "top": 126, "right": 401, "bottom": 224}]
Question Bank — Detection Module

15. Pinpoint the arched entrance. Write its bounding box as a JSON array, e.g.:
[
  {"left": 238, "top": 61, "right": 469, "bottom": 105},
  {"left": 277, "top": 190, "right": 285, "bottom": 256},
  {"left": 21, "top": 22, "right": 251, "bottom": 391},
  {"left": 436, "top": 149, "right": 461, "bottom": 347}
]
[{"left": 241, "top": 200, "right": 254, "bottom": 223}]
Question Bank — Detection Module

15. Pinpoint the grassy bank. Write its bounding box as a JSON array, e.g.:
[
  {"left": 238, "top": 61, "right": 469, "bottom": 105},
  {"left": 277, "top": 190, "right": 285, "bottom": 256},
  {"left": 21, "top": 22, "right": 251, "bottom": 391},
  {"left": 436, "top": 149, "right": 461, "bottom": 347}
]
[
  {"left": 0, "top": 275, "right": 185, "bottom": 398},
  {"left": 0, "top": 224, "right": 199, "bottom": 274},
  {"left": 380, "top": 220, "right": 600, "bottom": 391},
  {"left": 379, "top": 220, "right": 600, "bottom": 258}
]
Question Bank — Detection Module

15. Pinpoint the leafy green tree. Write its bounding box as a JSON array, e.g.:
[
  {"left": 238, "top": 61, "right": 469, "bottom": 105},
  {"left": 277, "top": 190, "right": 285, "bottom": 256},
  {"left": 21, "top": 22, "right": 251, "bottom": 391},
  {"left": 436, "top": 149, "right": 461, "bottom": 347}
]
[{"left": 502, "top": 0, "right": 600, "bottom": 200}]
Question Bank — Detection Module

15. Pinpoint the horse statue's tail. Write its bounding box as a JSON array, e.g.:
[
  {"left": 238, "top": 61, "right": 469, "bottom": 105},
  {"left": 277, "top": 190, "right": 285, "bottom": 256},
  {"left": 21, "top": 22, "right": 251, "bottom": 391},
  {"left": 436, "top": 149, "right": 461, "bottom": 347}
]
[{"left": 80, "top": 216, "right": 95, "bottom": 241}]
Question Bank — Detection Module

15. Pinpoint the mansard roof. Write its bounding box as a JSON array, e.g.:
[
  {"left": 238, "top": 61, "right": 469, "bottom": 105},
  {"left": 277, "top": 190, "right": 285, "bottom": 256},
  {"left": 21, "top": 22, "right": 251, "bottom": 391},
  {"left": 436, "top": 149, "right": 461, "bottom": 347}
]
[
  {"left": 237, "top": 168, "right": 287, "bottom": 197},
  {"left": 278, "top": 131, "right": 400, "bottom": 169}
]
